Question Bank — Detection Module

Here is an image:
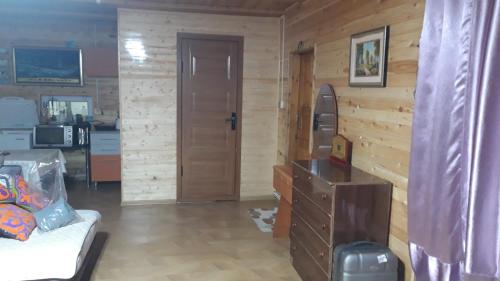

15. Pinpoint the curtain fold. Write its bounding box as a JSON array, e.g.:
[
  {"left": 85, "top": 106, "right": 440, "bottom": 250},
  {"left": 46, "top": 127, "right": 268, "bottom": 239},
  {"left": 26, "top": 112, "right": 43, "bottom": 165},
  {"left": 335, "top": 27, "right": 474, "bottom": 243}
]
[{"left": 408, "top": 0, "right": 500, "bottom": 281}]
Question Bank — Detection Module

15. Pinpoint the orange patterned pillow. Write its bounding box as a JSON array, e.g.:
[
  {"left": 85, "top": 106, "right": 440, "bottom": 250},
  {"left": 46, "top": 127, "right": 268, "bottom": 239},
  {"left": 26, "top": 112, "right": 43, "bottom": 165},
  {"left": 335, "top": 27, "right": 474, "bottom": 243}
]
[
  {"left": 0, "top": 183, "right": 15, "bottom": 204},
  {"left": 14, "top": 176, "right": 49, "bottom": 212},
  {"left": 0, "top": 203, "right": 36, "bottom": 241}
]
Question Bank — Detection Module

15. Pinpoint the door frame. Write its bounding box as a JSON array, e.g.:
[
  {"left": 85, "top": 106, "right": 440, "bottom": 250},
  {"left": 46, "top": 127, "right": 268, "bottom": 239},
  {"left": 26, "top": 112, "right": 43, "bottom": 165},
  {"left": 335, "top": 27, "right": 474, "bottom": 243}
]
[
  {"left": 176, "top": 32, "right": 244, "bottom": 202},
  {"left": 287, "top": 48, "right": 315, "bottom": 164}
]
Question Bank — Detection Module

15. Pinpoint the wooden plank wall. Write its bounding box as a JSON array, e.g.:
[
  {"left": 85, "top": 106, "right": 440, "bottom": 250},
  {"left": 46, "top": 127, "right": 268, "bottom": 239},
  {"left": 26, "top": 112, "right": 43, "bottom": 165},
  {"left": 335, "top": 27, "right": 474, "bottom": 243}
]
[
  {"left": 0, "top": 14, "right": 119, "bottom": 124},
  {"left": 278, "top": 1, "right": 425, "bottom": 280},
  {"left": 0, "top": 13, "right": 118, "bottom": 177},
  {"left": 118, "top": 9, "right": 280, "bottom": 202}
]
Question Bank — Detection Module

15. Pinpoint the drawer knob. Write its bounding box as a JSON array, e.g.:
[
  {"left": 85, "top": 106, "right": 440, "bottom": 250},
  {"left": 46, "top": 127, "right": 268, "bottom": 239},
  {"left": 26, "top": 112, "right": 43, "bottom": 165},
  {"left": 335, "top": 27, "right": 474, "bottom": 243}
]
[
  {"left": 293, "top": 199, "right": 299, "bottom": 204},
  {"left": 319, "top": 252, "right": 325, "bottom": 257},
  {"left": 321, "top": 194, "right": 327, "bottom": 200},
  {"left": 292, "top": 223, "right": 297, "bottom": 228},
  {"left": 307, "top": 176, "right": 312, "bottom": 181},
  {"left": 322, "top": 224, "right": 327, "bottom": 230}
]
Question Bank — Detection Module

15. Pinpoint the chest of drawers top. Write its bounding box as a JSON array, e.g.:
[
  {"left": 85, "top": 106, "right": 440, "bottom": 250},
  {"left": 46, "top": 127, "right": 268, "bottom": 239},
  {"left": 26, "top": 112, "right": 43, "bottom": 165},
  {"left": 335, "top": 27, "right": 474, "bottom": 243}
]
[{"left": 292, "top": 159, "right": 389, "bottom": 187}]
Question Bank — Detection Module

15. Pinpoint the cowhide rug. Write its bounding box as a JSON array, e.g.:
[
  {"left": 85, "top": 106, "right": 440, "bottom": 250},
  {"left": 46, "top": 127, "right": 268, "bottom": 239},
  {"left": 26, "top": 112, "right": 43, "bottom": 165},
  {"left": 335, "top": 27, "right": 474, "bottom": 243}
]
[{"left": 248, "top": 207, "right": 277, "bottom": 233}]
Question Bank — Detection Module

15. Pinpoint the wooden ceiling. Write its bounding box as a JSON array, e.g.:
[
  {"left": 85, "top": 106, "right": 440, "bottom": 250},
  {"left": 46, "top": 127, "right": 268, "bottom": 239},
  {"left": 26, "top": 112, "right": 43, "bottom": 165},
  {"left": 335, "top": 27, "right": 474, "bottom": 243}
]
[
  {"left": 84, "top": 0, "right": 300, "bottom": 17},
  {"left": 1, "top": 0, "right": 302, "bottom": 18}
]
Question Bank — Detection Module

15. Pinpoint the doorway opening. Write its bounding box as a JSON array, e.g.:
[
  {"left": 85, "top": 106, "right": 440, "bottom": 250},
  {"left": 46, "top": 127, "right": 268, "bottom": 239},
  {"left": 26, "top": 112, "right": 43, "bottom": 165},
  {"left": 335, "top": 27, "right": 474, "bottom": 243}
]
[{"left": 287, "top": 49, "right": 315, "bottom": 163}]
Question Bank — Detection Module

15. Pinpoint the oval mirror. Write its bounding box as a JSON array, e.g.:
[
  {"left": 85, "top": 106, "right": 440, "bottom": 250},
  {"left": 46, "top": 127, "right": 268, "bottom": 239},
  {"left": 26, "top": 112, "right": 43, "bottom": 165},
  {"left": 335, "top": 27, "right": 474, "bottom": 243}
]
[{"left": 311, "top": 84, "right": 338, "bottom": 159}]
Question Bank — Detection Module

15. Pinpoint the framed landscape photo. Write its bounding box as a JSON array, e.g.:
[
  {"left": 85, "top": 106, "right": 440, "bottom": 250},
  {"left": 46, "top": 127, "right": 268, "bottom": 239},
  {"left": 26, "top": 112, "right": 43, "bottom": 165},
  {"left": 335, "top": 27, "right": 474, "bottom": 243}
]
[
  {"left": 349, "top": 26, "right": 389, "bottom": 87},
  {"left": 13, "top": 47, "right": 83, "bottom": 86}
]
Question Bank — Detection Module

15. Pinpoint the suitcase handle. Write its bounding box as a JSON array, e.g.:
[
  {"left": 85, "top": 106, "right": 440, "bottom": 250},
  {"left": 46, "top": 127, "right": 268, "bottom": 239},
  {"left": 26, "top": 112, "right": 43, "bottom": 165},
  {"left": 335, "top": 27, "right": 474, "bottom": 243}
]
[{"left": 345, "top": 241, "right": 382, "bottom": 248}]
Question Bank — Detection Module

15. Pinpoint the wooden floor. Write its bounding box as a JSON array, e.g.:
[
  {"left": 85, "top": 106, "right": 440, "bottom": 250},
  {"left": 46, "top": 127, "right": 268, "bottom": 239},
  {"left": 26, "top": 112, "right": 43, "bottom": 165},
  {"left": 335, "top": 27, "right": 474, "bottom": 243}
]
[{"left": 67, "top": 182, "right": 301, "bottom": 281}]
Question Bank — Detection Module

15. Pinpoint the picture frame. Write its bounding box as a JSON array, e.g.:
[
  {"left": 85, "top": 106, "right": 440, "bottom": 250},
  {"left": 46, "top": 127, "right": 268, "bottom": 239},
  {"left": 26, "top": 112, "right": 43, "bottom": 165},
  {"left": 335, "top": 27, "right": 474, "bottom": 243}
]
[
  {"left": 349, "top": 26, "right": 390, "bottom": 87},
  {"left": 13, "top": 47, "right": 83, "bottom": 86},
  {"left": 330, "top": 134, "right": 352, "bottom": 166}
]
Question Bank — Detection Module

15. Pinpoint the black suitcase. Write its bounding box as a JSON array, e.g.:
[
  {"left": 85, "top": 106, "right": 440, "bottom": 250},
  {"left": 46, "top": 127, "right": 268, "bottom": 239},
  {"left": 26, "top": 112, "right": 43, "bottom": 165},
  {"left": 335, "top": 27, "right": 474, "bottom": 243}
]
[{"left": 333, "top": 241, "right": 399, "bottom": 281}]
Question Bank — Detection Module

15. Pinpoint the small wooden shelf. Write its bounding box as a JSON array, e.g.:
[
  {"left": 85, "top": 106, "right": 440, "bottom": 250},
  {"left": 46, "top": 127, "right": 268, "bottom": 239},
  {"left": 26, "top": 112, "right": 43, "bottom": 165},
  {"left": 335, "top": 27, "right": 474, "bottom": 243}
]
[
  {"left": 272, "top": 164, "right": 293, "bottom": 239},
  {"left": 90, "top": 131, "right": 121, "bottom": 185}
]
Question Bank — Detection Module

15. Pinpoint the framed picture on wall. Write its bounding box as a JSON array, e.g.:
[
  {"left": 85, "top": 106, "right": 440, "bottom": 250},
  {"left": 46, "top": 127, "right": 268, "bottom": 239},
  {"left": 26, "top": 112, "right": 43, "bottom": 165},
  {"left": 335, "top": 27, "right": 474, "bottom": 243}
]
[
  {"left": 13, "top": 47, "right": 83, "bottom": 86},
  {"left": 349, "top": 26, "right": 390, "bottom": 87}
]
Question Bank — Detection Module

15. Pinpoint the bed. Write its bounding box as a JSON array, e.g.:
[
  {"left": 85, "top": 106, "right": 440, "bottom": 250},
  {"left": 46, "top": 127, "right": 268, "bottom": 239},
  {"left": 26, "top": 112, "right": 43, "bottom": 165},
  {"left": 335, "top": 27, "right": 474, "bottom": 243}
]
[{"left": 0, "top": 210, "right": 101, "bottom": 281}]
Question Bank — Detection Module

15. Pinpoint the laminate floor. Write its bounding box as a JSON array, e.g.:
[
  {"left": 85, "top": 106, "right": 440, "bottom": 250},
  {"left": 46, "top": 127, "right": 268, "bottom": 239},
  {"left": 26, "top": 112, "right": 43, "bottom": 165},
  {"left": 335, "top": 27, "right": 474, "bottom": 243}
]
[{"left": 67, "top": 182, "right": 301, "bottom": 281}]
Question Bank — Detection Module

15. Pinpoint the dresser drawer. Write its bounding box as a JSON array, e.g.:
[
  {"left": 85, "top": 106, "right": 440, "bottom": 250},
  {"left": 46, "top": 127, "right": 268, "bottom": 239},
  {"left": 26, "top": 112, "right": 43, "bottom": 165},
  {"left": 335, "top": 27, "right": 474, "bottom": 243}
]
[
  {"left": 292, "top": 187, "right": 332, "bottom": 244},
  {"left": 91, "top": 132, "right": 120, "bottom": 145},
  {"left": 90, "top": 132, "right": 120, "bottom": 155},
  {"left": 291, "top": 235, "right": 330, "bottom": 281},
  {"left": 0, "top": 132, "right": 32, "bottom": 150},
  {"left": 293, "top": 165, "right": 333, "bottom": 214},
  {"left": 91, "top": 132, "right": 120, "bottom": 142},
  {"left": 291, "top": 211, "right": 331, "bottom": 274},
  {"left": 91, "top": 144, "right": 120, "bottom": 155}
]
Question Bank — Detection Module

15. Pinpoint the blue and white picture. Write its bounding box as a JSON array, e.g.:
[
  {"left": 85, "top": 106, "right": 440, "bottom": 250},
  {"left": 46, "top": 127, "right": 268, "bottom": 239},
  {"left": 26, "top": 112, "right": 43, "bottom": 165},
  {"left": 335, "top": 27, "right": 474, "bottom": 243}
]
[{"left": 14, "top": 48, "right": 82, "bottom": 86}]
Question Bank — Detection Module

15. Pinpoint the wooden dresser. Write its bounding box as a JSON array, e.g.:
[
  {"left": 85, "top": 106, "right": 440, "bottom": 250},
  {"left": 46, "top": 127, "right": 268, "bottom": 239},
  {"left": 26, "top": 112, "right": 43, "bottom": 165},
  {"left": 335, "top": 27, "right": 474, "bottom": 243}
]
[{"left": 290, "top": 159, "right": 392, "bottom": 281}]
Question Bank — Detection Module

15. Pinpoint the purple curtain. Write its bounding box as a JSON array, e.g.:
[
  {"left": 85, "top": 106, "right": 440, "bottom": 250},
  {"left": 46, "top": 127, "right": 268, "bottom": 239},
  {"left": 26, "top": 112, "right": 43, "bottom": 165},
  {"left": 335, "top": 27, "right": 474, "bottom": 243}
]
[{"left": 408, "top": 0, "right": 500, "bottom": 281}]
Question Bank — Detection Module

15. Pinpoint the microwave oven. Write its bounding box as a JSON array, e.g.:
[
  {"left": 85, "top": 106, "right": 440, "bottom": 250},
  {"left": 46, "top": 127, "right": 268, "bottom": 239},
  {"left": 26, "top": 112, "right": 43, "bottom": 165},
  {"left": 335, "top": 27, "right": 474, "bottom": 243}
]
[{"left": 33, "top": 125, "right": 88, "bottom": 148}]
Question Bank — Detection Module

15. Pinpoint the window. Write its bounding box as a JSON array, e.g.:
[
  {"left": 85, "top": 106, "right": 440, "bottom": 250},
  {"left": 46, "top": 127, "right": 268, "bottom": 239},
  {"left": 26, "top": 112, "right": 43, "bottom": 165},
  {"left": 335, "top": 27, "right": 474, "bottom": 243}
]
[{"left": 41, "top": 96, "right": 93, "bottom": 123}]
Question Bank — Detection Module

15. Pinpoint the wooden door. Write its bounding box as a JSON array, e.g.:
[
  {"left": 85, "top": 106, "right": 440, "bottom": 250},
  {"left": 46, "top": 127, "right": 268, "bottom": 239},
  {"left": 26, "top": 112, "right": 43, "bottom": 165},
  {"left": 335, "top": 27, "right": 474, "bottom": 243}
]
[
  {"left": 178, "top": 34, "right": 243, "bottom": 202},
  {"left": 288, "top": 51, "right": 314, "bottom": 162}
]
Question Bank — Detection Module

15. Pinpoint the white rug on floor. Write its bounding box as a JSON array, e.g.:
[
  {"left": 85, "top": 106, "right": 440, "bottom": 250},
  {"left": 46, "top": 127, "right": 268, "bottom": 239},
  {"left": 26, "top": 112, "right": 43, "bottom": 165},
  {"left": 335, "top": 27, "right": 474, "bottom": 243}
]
[{"left": 248, "top": 207, "right": 277, "bottom": 233}]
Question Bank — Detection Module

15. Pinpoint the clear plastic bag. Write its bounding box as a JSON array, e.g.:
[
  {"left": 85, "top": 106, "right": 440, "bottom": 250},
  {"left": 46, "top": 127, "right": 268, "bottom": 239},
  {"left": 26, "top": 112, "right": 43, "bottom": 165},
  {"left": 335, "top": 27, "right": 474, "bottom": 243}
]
[
  {"left": 1, "top": 149, "right": 81, "bottom": 231},
  {"left": 3, "top": 150, "right": 67, "bottom": 203}
]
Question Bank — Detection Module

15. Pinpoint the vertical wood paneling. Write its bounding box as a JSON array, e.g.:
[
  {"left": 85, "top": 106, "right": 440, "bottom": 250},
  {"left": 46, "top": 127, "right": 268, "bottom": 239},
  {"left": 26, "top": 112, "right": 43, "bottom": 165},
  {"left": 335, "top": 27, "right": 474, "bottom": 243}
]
[
  {"left": 118, "top": 9, "right": 280, "bottom": 202},
  {"left": 278, "top": 1, "right": 425, "bottom": 280}
]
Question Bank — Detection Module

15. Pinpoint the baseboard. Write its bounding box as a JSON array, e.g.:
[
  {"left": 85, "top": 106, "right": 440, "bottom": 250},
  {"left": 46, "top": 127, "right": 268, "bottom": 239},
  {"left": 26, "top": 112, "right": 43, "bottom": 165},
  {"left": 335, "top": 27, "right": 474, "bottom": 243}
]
[
  {"left": 121, "top": 199, "right": 176, "bottom": 206},
  {"left": 121, "top": 195, "right": 275, "bottom": 205},
  {"left": 240, "top": 194, "right": 275, "bottom": 201}
]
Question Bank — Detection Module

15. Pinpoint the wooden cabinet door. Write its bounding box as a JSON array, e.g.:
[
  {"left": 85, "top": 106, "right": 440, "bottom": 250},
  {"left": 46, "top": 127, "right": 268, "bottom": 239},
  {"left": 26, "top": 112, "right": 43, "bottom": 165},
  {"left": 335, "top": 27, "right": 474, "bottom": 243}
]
[
  {"left": 288, "top": 50, "right": 315, "bottom": 163},
  {"left": 91, "top": 155, "right": 121, "bottom": 182},
  {"left": 295, "top": 51, "right": 314, "bottom": 160}
]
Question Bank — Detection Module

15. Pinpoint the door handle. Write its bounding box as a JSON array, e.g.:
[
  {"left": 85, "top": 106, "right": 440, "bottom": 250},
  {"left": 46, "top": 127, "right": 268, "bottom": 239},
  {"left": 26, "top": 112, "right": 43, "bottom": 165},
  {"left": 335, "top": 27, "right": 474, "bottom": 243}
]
[
  {"left": 297, "top": 113, "right": 301, "bottom": 130},
  {"left": 225, "top": 112, "right": 237, "bottom": 130},
  {"left": 313, "top": 113, "right": 320, "bottom": 131}
]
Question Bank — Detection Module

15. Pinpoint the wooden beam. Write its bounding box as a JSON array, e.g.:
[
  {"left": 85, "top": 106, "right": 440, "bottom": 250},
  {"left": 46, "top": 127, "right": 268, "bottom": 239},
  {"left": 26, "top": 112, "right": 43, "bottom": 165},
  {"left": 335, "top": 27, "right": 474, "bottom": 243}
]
[
  {"left": 0, "top": 0, "right": 117, "bottom": 21},
  {"left": 0, "top": 7, "right": 117, "bottom": 22},
  {"left": 0, "top": 0, "right": 301, "bottom": 18},
  {"left": 68, "top": 0, "right": 297, "bottom": 17}
]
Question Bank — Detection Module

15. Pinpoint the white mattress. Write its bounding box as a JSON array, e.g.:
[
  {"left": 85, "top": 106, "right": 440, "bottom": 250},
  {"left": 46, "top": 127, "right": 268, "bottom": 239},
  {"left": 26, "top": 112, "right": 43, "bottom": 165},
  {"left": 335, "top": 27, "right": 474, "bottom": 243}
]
[{"left": 0, "top": 210, "right": 101, "bottom": 281}]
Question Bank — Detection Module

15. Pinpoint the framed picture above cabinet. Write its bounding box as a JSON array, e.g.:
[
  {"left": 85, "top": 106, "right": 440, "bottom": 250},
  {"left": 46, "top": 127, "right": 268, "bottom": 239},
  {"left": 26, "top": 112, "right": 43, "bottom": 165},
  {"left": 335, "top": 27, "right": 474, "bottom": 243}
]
[{"left": 349, "top": 26, "right": 390, "bottom": 87}]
